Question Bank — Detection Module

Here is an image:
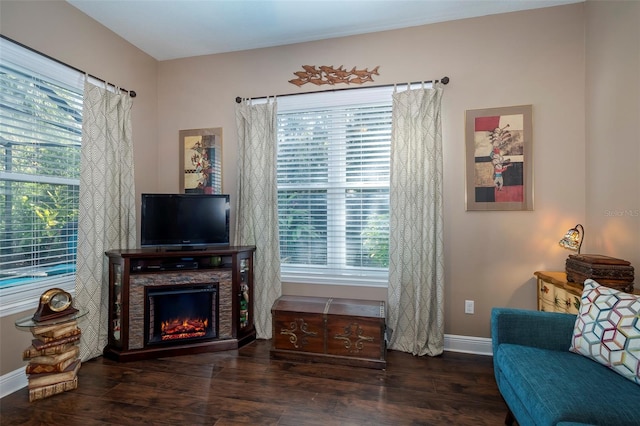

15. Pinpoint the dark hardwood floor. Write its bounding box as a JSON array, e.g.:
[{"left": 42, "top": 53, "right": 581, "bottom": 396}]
[{"left": 1, "top": 340, "right": 508, "bottom": 425}]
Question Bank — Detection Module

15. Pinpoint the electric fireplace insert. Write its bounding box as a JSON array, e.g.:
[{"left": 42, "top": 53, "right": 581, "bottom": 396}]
[{"left": 145, "top": 283, "right": 219, "bottom": 346}]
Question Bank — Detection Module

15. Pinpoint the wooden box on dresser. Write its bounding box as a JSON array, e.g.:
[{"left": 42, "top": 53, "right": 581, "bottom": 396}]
[
  {"left": 271, "top": 295, "right": 386, "bottom": 369},
  {"left": 104, "top": 246, "right": 255, "bottom": 361}
]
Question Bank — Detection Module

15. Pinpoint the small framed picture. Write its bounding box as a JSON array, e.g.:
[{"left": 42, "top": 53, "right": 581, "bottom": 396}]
[
  {"left": 179, "top": 128, "right": 223, "bottom": 194},
  {"left": 465, "top": 105, "right": 533, "bottom": 211}
]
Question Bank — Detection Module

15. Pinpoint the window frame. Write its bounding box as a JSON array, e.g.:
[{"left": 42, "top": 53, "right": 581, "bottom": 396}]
[
  {"left": 275, "top": 87, "right": 395, "bottom": 287},
  {"left": 0, "top": 37, "right": 83, "bottom": 317}
]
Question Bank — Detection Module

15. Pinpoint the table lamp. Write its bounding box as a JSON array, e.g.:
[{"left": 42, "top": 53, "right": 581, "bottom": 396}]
[{"left": 559, "top": 224, "right": 584, "bottom": 254}]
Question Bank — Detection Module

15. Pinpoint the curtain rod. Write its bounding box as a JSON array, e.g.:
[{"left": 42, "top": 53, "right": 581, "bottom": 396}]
[
  {"left": 235, "top": 76, "right": 449, "bottom": 103},
  {"left": 1, "top": 35, "right": 137, "bottom": 98}
]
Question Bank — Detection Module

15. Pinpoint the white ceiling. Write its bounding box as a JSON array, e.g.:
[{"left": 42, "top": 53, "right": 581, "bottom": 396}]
[{"left": 67, "top": 0, "right": 582, "bottom": 61}]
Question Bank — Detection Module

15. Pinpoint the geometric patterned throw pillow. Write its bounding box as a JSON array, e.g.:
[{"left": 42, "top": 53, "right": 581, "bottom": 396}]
[{"left": 570, "top": 279, "right": 640, "bottom": 385}]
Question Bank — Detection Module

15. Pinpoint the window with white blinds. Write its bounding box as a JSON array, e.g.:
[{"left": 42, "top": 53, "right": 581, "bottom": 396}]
[
  {"left": 277, "top": 87, "right": 393, "bottom": 285},
  {"left": 0, "top": 37, "right": 83, "bottom": 296}
]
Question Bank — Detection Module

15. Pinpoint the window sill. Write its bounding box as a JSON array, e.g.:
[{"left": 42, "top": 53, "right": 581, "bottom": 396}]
[
  {"left": 282, "top": 270, "right": 388, "bottom": 287},
  {"left": 0, "top": 276, "right": 75, "bottom": 318}
]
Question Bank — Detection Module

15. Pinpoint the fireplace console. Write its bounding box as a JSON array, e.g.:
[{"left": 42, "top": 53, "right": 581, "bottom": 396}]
[{"left": 104, "top": 246, "right": 255, "bottom": 361}]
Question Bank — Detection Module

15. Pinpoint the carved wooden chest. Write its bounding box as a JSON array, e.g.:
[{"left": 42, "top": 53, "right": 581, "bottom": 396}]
[
  {"left": 271, "top": 296, "right": 386, "bottom": 369},
  {"left": 565, "top": 254, "right": 634, "bottom": 292}
]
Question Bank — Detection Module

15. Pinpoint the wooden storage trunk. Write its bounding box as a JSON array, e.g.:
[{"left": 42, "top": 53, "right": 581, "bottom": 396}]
[
  {"left": 271, "top": 296, "right": 386, "bottom": 369},
  {"left": 565, "top": 254, "right": 634, "bottom": 292}
]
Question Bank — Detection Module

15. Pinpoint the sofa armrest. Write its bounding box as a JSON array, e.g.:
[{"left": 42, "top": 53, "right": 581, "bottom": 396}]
[{"left": 491, "top": 307, "right": 576, "bottom": 354}]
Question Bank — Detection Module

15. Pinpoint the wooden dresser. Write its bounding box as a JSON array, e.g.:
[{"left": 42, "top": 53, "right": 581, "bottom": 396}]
[
  {"left": 535, "top": 271, "right": 582, "bottom": 314},
  {"left": 271, "top": 296, "right": 386, "bottom": 369},
  {"left": 535, "top": 270, "right": 639, "bottom": 314}
]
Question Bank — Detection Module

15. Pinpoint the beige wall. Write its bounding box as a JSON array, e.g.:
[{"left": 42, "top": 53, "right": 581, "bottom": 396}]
[
  {"left": 1, "top": 0, "right": 637, "bottom": 377},
  {"left": 156, "top": 3, "right": 587, "bottom": 338},
  {"left": 0, "top": 0, "right": 158, "bottom": 375},
  {"left": 1, "top": 312, "right": 35, "bottom": 376},
  {"left": 585, "top": 1, "right": 640, "bottom": 268}
]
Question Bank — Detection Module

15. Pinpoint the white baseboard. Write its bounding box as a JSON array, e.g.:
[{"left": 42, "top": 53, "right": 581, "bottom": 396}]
[
  {"left": 1, "top": 334, "right": 492, "bottom": 399},
  {"left": 0, "top": 367, "right": 27, "bottom": 399},
  {"left": 444, "top": 334, "right": 493, "bottom": 356}
]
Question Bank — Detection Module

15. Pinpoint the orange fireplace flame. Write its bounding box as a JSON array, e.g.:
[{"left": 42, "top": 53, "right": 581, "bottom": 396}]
[{"left": 161, "top": 317, "right": 208, "bottom": 340}]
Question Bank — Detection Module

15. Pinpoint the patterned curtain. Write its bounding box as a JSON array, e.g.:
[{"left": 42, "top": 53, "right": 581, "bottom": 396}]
[
  {"left": 234, "top": 99, "right": 282, "bottom": 339},
  {"left": 387, "top": 85, "right": 445, "bottom": 356},
  {"left": 75, "top": 81, "right": 136, "bottom": 361}
]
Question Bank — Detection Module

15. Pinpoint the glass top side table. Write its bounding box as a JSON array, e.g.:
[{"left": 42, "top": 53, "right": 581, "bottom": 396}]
[
  {"left": 15, "top": 308, "right": 88, "bottom": 329},
  {"left": 15, "top": 307, "right": 87, "bottom": 402}
]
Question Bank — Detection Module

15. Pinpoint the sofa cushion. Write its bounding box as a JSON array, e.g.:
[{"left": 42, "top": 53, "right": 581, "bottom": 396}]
[
  {"left": 495, "top": 343, "right": 640, "bottom": 425},
  {"left": 570, "top": 279, "right": 640, "bottom": 385}
]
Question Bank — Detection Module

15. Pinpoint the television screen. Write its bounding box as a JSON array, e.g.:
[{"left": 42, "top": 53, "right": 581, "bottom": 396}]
[{"left": 141, "top": 193, "right": 230, "bottom": 248}]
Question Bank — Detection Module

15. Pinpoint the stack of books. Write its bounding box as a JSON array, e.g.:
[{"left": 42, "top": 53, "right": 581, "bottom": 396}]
[{"left": 23, "top": 320, "right": 82, "bottom": 402}]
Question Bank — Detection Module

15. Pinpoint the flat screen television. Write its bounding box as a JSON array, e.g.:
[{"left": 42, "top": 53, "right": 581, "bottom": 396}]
[{"left": 141, "top": 193, "right": 230, "bottom": 249}]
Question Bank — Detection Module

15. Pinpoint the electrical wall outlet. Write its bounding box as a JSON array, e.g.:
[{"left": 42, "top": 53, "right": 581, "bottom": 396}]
[{"left": 465, "top": 300, "right": 474, "bottom": 314}]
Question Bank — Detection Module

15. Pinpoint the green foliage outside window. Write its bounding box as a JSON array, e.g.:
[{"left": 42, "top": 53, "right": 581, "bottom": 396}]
[
  {"left": 1, "top": 54, "right": 81, "bottom": 286},
  {"left": 362, "top": 213, "right": 389, "bottom": 268}
]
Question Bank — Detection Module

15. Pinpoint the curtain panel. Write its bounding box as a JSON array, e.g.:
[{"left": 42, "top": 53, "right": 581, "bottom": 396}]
[
  {"left": 387, "top": 85, "right": 445, "bottom": 356},
  {"left": 234, "top": 100, "right": 282, "bottom": 339},
  {"left": 75, "top": 81, "right": 136, "bottom": 361}
]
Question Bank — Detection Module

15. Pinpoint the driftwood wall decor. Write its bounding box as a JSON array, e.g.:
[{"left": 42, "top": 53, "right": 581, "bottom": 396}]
[{"left": 289, "top": 65, "right": 380, "bottom": 86}]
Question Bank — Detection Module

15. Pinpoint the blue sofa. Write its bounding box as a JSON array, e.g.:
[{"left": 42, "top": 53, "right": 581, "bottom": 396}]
[{"left": 491, "top": 308, "right": 640, "bottom": 426}]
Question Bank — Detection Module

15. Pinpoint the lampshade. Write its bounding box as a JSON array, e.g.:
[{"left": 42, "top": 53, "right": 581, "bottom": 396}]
[{"left": 559, "top": 224, "right": 584, "bottom": 254}]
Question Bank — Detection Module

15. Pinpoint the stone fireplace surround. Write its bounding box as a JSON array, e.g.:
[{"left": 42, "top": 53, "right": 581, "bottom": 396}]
[{"left": 128, "top": 270, "right": 233, "bottom": 350}]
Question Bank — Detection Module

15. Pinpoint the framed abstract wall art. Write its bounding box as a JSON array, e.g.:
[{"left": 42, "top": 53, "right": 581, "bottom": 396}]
[
  {"left": 465, "top": 105, "right": 533, "bottom": 211},
  {"left": 179, "top": 127, "right": 223, "bottom": 194}
]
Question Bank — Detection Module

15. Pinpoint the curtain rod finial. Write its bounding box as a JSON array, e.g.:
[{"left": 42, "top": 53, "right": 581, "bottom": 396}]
[
  {"left": 441, "top": 76, "right": 450, "bottom": 85},
  {"left": 235, "top": 96, "right": 242, "bottom": 104},
  {"left": 129, "top": 90, "right": 137, "bottom": 98}
]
